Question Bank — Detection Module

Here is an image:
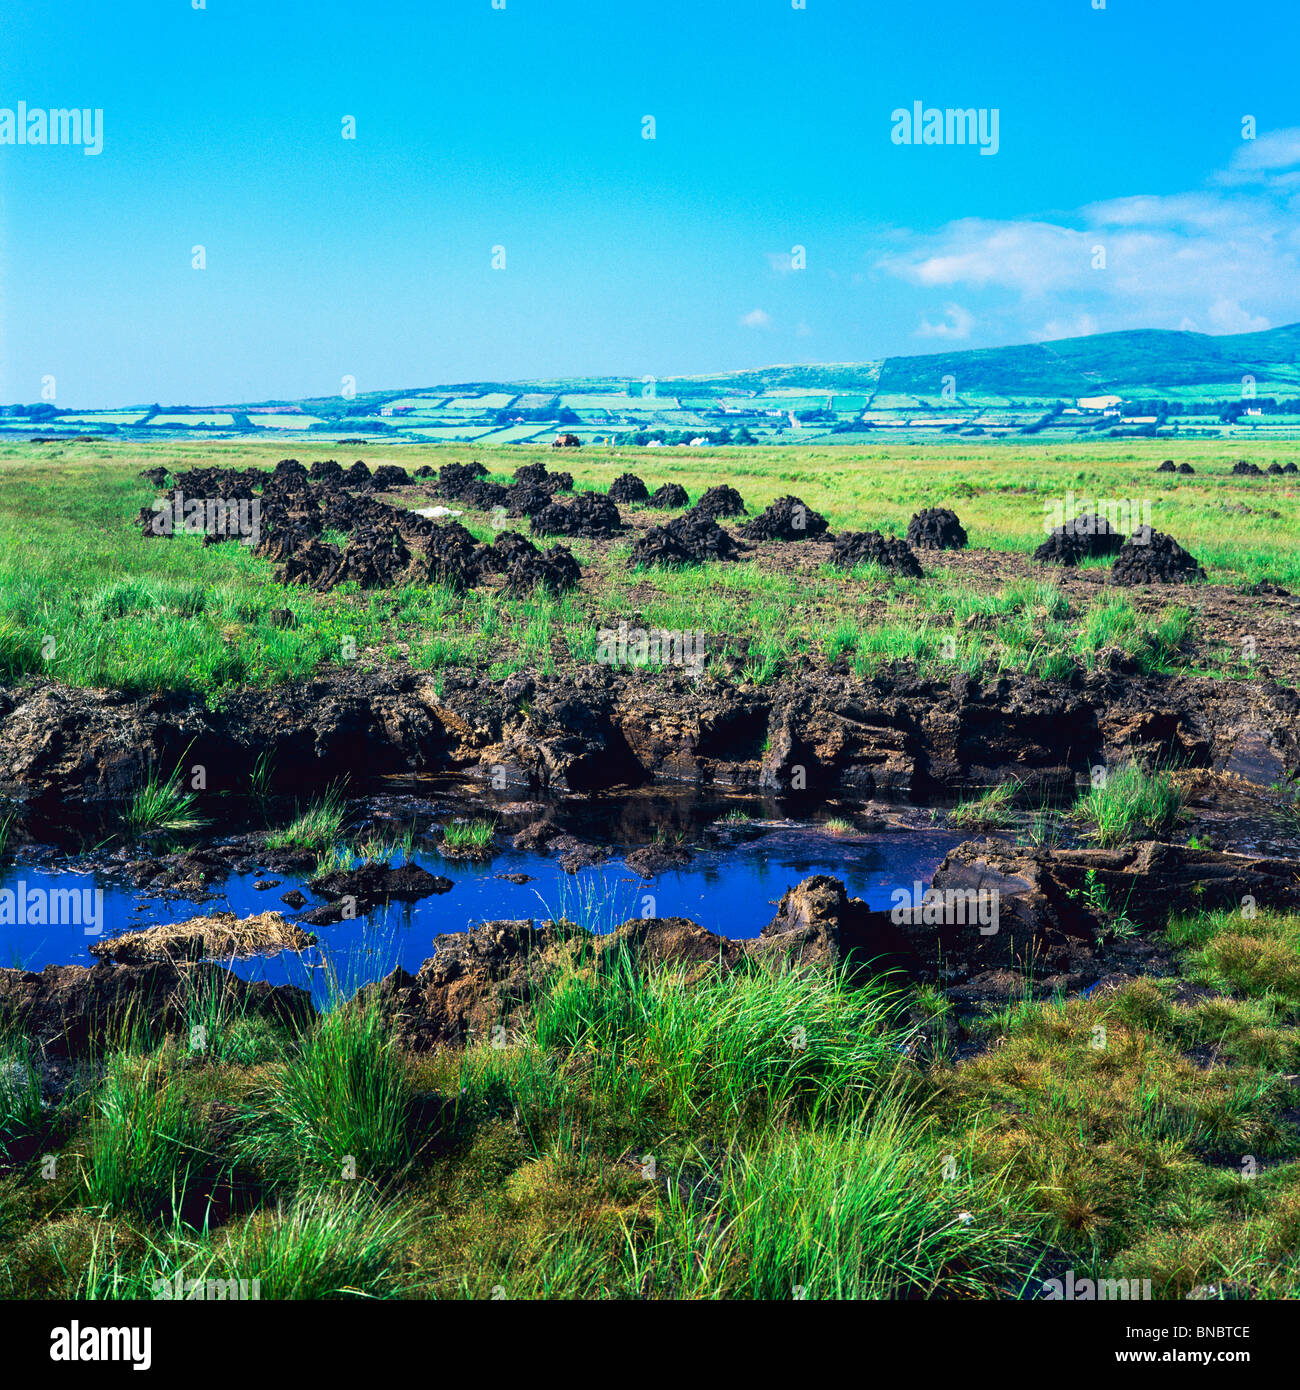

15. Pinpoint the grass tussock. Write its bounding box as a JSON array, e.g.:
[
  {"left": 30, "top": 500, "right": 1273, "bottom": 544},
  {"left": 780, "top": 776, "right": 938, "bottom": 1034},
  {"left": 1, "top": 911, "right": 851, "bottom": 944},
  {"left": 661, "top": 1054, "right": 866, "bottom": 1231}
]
[
  {"left": 81, "top": 1053, "right": 206, "bottom": 1219},
  {"left": 440, "top": 819, "right": 495, "bottom": 856},
  {"left": 532, "top": 948, "right": 908, "bottom": 1133},
  {"left": 950, "top": 781, "right": 1019, "bottom": 831},
  {"left": 125, "top": 767, "right": 206, "bottom": 836},
  {"left": 1169, "top": 908, "right": 1300, "bottom": 1006},
  {"left": 659, "top": 1102, "right": 1038, "bottom": 1299},
  {"left": 266, "top": 786, "right": 347, "bottom": 853},
  {"left": 0, "top": 1046, "right": 45, "bottom": 1163},
  {"left": 934, "top": 985, "right": 1298, "bottom": 1278},
  {"left": 1073, "top": 763, "right": 1186, "bottom": 846},
  {"left": 238, "top": 990, "right": 412, "bottom": 1183}
]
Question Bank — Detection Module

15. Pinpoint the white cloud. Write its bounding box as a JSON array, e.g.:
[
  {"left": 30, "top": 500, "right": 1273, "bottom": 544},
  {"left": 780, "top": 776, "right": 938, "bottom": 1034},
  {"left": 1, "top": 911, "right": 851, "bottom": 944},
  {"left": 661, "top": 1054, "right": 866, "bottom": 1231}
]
[
  {"left": 916, "top": 303, "right": 974, "bottom": 339},
  {"left": 1207, "top": 297, "right": 1269, "bottom": 334},
  {"left": 740, "top": 308, "right": 771, "bottom": 328},
  {"left": 873, "top": 133, "right": 1300, "bottom": 340},
  {"left": 881, "top": 220, "right": 1087, "bottom": 296},
  {"left": 1039, "top": 313, "right": 1099, "bottom": 341},
  {"left": 1219, "top": 127, "right": 1300, "bottom": 181}
]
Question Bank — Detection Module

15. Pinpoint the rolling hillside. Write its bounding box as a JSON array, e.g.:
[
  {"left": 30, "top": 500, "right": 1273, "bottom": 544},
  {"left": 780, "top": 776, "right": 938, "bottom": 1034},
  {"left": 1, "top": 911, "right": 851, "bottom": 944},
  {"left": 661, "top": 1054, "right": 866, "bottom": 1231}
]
[{"left": 8, "top": 323, "right": 1300, "bottom": 445}]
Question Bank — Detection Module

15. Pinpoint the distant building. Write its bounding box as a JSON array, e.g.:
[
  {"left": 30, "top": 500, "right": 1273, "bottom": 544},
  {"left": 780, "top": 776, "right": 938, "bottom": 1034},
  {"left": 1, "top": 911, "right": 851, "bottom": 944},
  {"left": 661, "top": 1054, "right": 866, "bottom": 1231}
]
[{"left": 1077, "top": 394, "right": 1123, "bottom": 411}]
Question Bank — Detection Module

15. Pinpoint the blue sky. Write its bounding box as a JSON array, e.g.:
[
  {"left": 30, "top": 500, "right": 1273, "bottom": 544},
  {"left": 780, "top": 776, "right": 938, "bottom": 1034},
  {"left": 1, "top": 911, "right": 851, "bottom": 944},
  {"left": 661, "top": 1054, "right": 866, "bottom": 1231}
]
[{"left": 3, "top": 0, "right": 1299, "bottom": 407}]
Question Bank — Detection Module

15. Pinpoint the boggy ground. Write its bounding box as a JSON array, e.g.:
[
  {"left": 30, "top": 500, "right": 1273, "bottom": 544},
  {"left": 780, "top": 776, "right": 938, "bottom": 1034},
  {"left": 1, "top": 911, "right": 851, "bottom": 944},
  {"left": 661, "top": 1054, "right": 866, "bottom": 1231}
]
[
  {"left": 3, "top": 825, "right": 1300, "bottom": 1300},
  {"left": 2, "top": 437, "right": 1300, "bottom": 1299},
  {"left": 2, "top": 438, "right": 1298, "bottom": 812},
  {"left": 2, "top": 437, "right": 1299, "bottom": 815},
  {"left": 2, "top": 437, "right": 1300, "bottom": 696}
]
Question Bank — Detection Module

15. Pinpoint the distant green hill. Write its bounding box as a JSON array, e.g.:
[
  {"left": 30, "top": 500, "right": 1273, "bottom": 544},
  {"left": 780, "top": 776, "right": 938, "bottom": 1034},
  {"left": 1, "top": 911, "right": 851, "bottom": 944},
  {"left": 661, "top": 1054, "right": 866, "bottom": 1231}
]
[
  {"left": 10, "top": 324, "right": 1300, "bottom": 442},
  {"left": 265, "top": 323, "right": 1300, "bottom": 409},
  {"left": 871, "top": 322, "right": 1300, "bottom": 400}
]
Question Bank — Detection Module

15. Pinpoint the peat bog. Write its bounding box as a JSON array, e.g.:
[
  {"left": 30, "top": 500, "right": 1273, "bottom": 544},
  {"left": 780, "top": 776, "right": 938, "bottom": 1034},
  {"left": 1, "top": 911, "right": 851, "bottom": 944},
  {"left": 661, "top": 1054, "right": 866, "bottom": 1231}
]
[{"left": 2, "top": 439, "right": 1300, "bottom": 1301}]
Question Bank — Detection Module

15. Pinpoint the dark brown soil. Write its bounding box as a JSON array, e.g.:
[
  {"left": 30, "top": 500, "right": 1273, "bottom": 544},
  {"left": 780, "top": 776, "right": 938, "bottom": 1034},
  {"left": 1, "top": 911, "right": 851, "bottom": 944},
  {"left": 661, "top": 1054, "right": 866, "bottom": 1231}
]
[
  {"left": 530, "top": 490, "right": 624, "bottom": 539},
  {"left": 630, "top": 511, "right": 749, "bottom": 567},
  {"left": 646, "top": 483, "right": 689, "bottom": 509},
  {"left": 1033, "top": 515, "right": 1126, "bottom": 566},
  {"left": 693, "top": 485, "right": 746, "bottom": 518},
  {"left": 607, "top": 473, "right": 650, "bottom": 504},
  {"left": 512, "top": 462, "right": 572, "bottom": 493}
]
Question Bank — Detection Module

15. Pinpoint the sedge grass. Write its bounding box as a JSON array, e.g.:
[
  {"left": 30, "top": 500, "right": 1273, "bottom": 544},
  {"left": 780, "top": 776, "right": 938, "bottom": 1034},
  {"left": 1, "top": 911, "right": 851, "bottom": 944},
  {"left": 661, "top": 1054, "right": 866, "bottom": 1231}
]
[{"left": 1073, "top": 763, "right": 1186, "bottom": 846}]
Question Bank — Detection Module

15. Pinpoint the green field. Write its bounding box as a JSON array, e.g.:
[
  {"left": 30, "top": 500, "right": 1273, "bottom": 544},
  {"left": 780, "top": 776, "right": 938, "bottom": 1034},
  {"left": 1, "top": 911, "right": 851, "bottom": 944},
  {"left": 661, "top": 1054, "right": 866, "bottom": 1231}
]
[
  {"left": 147, "top": 414, "right": 235, "bottom": 427},
  {"left": 4, "top": 895, "right": 1300, "bottom": 1300},
  {"left": 251, "top": 414, "right": 325, "bottom": 429},
  {"left": 0, "top": 437, "right": 1297, "bottom": 694}
]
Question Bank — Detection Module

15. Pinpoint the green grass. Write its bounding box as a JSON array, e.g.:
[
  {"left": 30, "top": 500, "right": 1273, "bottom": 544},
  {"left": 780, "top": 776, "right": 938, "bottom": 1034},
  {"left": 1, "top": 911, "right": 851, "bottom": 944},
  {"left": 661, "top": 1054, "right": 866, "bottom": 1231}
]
[
  {"left": 660, "top": 1102, "right": 1037, "bottom": 1299},
  {"left": 266, "top": 786, "right": 347, "bottom": 853},
  {"left": 939, "top": 988, "right": 1289, "bottom": 1238},
  {"left": 0, "top": 1045, "right": 45, "bottom": 1162},
  {"left": 1073, "top": 763, "right": 1187, "bottom": 846},
  {"left": 1, "top": 438, "right": 1297, "bottom": 695},
  {"left": 950, "top": 782, "right": 1018, "bottom": 830},
  {"left": 237, "top": 988, "right": 412, "bottom": 1183},
  {"left": 533, "top": 947, "right": 908, "bottom": 1133},
  {"left": 68, "top": 1188, "right": 418, "bottom": 1301},
  {"left": 313, "top": 828, "right": 414, "bottom": 877},
  {"left": 6, "top": 888, "right": 1300, "bottom": 1300},
  {"left": 1075, "top": 593, "right": 1195, "bottom": 672},
  {"left": 125, "top": 766, "right": 206, "bottom": 836},
  {"left": 1169, "top": 908, "right": 1300, "bottom": 1007},
  {"left": 201, "top": 1188, "right": 417, "bottom": 1299},
  {"left": 441, "top": 819, "right": 495, "bottom": 855},
  {"left": 180, "top": 971, "right": 297, "bottom": 1067},
  {"left": 81, "top": 1053, "right": 206, "bottom": 1218}
]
